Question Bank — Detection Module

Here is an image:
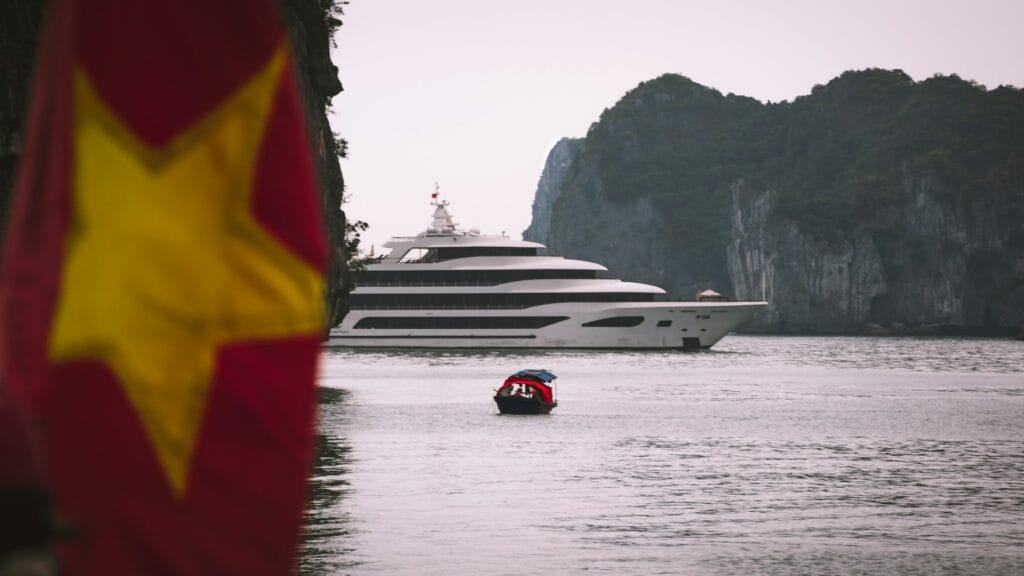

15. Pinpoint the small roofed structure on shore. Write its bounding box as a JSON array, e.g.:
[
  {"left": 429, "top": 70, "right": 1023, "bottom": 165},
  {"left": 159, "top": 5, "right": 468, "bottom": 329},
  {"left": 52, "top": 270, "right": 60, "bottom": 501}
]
[{"left": 696, "top": 289, "right": 729, "bottom": 302}]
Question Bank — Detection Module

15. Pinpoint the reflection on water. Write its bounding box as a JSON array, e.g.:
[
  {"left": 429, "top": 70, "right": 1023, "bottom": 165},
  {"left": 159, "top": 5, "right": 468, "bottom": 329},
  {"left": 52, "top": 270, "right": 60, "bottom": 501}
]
[
  {"left": 303, "top": 336, "right": 1024, "bottom": 575},
  {"left": 301, "top": 388, "right": 359, "bottom": 575}
]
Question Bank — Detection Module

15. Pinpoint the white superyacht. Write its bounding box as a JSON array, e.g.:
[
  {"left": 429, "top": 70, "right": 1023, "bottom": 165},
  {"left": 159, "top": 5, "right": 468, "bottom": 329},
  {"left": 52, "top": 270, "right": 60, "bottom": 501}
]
[{"left": 326, "top": 195, "right": 766, "bottom": 349}]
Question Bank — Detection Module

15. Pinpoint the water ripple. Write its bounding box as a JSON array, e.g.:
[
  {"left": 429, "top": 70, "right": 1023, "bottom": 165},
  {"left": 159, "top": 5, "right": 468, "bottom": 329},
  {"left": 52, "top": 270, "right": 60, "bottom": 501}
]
[{"left": 307, "top": 336, "right": 1024, "bottom": 575}]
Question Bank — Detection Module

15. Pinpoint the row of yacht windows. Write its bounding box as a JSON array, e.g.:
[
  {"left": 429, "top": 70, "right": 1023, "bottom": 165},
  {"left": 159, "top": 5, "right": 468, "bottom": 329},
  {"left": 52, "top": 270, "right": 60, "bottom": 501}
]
[
  {"left": 352, "top": 316, "right": 674, "bottom": 330},
  {"left": 349, "top": 292, "right": 658, "bottom": 310},
  {"left": 398, "top": 246, "right": 538, "bottom": 263},
  {"left": 353, "top": 316, "right": 569, "bottom": 329},
  {"left": 355, "top": 269, "right": 598, "bottom": 287}
]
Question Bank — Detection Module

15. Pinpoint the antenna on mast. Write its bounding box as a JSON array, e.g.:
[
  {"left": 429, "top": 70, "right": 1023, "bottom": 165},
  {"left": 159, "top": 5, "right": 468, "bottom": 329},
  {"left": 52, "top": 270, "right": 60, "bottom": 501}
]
[
  {"left": 427, "top": 182, "right": 457, "bottom": 234},
  {"left": 431, "top": 181, "right": 446, "bottom": 206}
]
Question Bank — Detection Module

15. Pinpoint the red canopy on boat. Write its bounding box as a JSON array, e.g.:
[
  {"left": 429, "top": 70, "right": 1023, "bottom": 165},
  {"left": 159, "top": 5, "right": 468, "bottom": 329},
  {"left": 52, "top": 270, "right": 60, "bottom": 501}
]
[{"left": 498, "top": 376, "right": 554, "bottom": 404}]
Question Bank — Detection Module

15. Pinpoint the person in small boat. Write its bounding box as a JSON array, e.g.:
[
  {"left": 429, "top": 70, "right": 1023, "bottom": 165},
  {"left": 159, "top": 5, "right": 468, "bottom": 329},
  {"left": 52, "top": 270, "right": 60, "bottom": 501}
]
[{"left": 530, "top": 384, "right": 553, "bottom": 404}]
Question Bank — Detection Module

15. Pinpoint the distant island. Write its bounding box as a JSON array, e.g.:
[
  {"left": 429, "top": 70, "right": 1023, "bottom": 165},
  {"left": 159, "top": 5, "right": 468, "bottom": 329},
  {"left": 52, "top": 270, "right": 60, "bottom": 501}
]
[{"left": 525, "top": 70, "right": 1024, "bottom": 335}]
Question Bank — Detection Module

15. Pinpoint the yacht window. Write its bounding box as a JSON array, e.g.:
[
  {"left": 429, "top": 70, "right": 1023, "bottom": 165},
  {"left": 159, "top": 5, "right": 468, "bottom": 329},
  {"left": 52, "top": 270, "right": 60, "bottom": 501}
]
[
  {"left": 434, "top": 247, "right": 537, "bottom": 259},
  {"left": 349, "top": 292, "right": 658, "bottom": 309},
  {"left": 398, "top": 248, "right": 431, "bottom": 263},
  {"left": 398, "top": 246, "right": 538, "bottom": 263},
  {"left": 657, "top": 320, "right": 672, "bottom": 327},
  {"left": 355, "top": 268, "right": 599, "bottom": 286},
  {"left": 581, "top": 316, "right": 645, "bottom": 328}
]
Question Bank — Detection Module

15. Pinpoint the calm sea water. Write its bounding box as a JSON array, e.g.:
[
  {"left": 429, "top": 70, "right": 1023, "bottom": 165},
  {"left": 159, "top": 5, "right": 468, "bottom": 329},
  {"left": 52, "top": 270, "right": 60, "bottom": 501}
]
[{"left": 303, "top": 336, "right": 1024, "bottom": 575}]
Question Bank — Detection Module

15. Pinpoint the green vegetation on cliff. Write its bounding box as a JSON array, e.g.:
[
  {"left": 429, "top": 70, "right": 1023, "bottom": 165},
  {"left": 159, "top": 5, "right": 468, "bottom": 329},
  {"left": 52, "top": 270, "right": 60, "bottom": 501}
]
[
  {"left": 562, "top": 70, "right": 1024, "bottom": 290},
  {"left": 764, "top": 70, "right": 1024, "bottom": 240}
]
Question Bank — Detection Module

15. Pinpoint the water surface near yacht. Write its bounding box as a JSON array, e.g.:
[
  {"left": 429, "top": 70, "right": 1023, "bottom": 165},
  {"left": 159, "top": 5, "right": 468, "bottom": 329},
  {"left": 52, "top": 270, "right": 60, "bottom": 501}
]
[{"left": 304, "top": 335, "right": 1024, "bottom": 575}]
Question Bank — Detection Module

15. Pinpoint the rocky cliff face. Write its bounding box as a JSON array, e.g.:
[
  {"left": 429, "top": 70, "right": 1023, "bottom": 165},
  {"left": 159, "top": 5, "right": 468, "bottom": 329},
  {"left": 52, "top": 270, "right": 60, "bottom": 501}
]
[
  {"left": 544, "top": 165, "right": 666, "bottom": 290},
  {"left": 534, "top": 156, "right": 726, "bottom": 300},
  {"left": 728, "top": 183, "right": 889, "bottom": 332},
  {"left": 528, "top": 71, "right": 1024, "bottom": 333},
  {"left": 0, "top": 0, "right": 351, "bottom": 326},
  {"left": 528, "top": 76, "right": 748, "bottom": 299},
  {"left": 279, "top": 0, "right": 350, "bottom": 326},
  {"left": 728, "top": 171, "right": 1024, "bottom": 333},
  {"left": 523, "top": 137, "right": 580, "bottom": 244}
]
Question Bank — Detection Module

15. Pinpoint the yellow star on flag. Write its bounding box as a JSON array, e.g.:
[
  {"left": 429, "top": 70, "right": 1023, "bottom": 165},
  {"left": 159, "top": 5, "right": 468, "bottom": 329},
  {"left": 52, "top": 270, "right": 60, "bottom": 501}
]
[{"left": 48, "top": 46, "right": 324, "bottom": 497}]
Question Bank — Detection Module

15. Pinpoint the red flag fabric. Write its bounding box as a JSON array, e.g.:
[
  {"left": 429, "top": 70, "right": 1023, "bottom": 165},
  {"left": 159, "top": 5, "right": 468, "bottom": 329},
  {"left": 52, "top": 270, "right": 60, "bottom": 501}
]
[{"left": 0, "top": 1, "right": 327, "bottom": 574}]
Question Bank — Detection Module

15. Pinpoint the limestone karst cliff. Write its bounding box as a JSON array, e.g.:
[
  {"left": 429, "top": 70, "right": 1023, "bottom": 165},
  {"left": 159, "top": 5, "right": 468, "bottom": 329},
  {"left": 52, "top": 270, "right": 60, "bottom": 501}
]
[
  {"left": 0, "top": 0, "right": 352, "bottom": 326},
  {"left": 728, "top": 170, "right": 1024, "bottom": 334},
  {"left": 279, "top": 0, "right": 351, "bottom": 326},
  {"left": 527, "top": 71, "right": 1024, "bottom": 334},
  {"left": 523, "top": 137, "right": 581, "bottom": 244}
]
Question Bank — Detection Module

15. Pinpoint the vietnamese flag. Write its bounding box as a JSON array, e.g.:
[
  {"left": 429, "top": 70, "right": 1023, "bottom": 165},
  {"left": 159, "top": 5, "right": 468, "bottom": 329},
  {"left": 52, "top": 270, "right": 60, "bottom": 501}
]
[{"left": 0, "top": 1, "right": 326, "bottom": 574}]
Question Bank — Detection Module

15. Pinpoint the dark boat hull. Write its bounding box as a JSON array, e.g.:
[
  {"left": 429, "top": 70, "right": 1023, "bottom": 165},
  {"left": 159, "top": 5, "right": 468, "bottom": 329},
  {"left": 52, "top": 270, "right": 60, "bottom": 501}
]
[{"left": 494, "top": 395, "right": 557, "bottom": 415}]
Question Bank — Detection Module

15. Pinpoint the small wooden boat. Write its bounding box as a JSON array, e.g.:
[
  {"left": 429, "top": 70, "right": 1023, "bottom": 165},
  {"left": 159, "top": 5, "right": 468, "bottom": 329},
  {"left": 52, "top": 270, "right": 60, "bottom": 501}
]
[{"left": 494, "top": 369, "right": 558, "bottom": 415}]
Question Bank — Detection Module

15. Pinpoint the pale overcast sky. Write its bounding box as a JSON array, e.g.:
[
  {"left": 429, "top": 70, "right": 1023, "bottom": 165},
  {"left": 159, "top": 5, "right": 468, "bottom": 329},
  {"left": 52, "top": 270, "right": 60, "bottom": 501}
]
[{"left": 330, "top": 0, "right": 1023, "bottom": 252}]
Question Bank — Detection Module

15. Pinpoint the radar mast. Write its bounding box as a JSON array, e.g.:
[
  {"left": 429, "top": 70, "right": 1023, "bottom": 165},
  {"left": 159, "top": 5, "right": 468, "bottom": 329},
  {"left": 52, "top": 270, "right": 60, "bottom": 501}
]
[{"left": 427, "top": 182, "right": 459, "bottom": 235}]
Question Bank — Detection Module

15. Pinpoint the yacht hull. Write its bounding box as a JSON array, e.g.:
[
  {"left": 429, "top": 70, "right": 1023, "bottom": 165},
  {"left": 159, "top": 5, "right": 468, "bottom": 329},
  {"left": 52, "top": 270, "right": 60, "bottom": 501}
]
[{"left": 325, "top": 301, "right": 766, "bottom": 349}]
